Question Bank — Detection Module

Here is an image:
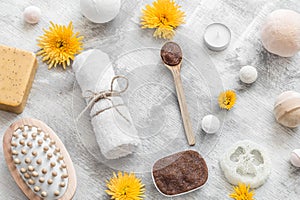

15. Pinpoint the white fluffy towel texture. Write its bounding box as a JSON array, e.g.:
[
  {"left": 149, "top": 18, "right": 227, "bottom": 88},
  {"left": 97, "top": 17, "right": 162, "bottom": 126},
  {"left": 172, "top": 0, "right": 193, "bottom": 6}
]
[{"left": 73, "top": 49, "right": 140, "bottom": 160}]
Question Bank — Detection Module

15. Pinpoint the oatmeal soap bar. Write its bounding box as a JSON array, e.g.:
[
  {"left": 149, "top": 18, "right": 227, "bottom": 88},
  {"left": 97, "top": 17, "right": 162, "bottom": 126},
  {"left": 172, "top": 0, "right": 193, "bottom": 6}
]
[{"left": 0, "top": 44, "right": 38, "bottom": 113}]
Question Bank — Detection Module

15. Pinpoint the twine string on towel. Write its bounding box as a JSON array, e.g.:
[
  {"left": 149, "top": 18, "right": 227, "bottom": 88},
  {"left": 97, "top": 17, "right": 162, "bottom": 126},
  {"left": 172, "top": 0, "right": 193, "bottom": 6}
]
[{"left": 76, "top": 75, "right": 130, "bottom": 123}]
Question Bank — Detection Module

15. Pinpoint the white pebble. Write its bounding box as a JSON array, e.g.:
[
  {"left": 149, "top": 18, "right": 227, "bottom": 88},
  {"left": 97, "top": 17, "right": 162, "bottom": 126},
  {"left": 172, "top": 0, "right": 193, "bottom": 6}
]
[
  {"left": 239, "top": 65, "right": 258, "bottom": 84},
  {"left": 201, "top": 115, "right": 220, "bottom": 134},
  {"left": 23, "top": 6, "right": 41, "bottom": 24},
  {"left": 291, "top": 149, "right": 300, "bottom": 167}
]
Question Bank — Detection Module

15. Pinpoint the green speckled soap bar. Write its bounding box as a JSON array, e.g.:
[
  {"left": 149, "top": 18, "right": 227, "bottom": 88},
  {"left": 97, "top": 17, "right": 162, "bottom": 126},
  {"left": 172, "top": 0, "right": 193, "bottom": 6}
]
[{"left": 0, "top": 44, "right": 38, "bottom": 114}]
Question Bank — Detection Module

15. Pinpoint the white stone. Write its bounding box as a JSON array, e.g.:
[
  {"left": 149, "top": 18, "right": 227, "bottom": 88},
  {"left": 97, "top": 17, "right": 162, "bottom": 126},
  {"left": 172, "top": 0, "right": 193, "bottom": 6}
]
[
  {"left": 23, "top": 6, "right": 41, "bottom": 24},
  {"left": 201, "top": 115, "right": 220, "bottom": 134},
  {"left": 239, "top": 65, "right": 258, "bottom": 84},
  {"left": 80, "top": 0, "right": 121, "bottom": 23}
]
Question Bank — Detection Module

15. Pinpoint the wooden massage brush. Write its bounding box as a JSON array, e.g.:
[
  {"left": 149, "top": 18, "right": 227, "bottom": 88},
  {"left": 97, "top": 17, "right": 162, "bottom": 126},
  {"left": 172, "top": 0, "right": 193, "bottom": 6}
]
[{"left": 3, "top": 118, "right": 76, "bottom": 199}]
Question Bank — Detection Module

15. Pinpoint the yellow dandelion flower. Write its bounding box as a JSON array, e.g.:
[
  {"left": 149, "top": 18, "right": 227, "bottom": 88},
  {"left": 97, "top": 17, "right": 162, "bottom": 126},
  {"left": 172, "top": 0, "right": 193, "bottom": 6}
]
[
  {"left": 141, "top": 0, "right": 185, "bottom": 39},
  {"left": 106, "top": 171, "right": 145, "bottom": 200},
  {"left": 37, "top": 21, "right": 83, "bottom": 69},
  {"left": 218, "top": 90, "right": 236, "bottom": 110},
  {"left": 230, "top": 183, "right": 255, "bottom": 200}
]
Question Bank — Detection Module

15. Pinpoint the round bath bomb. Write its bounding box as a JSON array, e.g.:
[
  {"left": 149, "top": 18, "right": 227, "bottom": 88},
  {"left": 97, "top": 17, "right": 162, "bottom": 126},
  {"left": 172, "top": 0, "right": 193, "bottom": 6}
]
[
  {"left": 80, "top": 0, "right": 121, "bottom": 23},
  {"left": 261, "top": 9, "right": 300, "bottom": 57},
  {"left": 291, "top": 149, "right": 300, "bottom": 167},
  {"left": 23, "top": 6, "right": 41, "bottom": 24},
  {"left": 239, "top": 65, "right": 258, "bottom": 84},
  {"left": 201, "top": 115, "right": 220, "bottom": 134},
  {"left": 274, "top": 91, "right": 300, "bottom": 128},
  {"left": 220, "top": 140, "right": 271, "bottom": 188}
]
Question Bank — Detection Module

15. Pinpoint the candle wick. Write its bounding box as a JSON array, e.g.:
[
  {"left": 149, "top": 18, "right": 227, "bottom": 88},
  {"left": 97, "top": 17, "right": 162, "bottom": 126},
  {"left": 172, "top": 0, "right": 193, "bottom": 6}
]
[{"left": 217, "top": 31, "right": 220, "bottom": 38}]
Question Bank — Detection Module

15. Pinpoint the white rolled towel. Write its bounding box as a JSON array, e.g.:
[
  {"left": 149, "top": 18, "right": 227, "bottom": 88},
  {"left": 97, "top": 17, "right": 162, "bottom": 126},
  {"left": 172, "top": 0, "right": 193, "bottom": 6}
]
[{"left": 73, "top": 49, "right": 140, "bottom": 159}]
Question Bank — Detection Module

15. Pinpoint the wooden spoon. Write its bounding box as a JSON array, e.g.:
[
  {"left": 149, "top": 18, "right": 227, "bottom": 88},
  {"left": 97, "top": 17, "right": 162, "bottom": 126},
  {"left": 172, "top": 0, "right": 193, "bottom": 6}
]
[{"left": 161, "top": 42, "right": 196, "bottom": 146}]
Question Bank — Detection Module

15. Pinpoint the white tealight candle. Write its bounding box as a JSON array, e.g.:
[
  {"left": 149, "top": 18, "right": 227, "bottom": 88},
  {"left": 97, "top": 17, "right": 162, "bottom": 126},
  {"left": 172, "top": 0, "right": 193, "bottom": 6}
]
[{"left": 203, "top": 23, "right": 231, "bottom": 51}]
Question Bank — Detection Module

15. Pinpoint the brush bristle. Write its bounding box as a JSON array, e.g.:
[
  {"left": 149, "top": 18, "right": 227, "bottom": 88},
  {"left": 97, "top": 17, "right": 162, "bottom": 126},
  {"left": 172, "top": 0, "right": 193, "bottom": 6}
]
[{"left": 11, "top": 124, "right": 69, "bottom": 199}]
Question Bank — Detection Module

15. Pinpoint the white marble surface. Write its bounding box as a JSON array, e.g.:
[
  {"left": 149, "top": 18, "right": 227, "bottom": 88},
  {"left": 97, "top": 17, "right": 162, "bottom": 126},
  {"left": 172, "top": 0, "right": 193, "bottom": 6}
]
[{"left": 1, "top": 0, "right": 300, "bottom": 199}]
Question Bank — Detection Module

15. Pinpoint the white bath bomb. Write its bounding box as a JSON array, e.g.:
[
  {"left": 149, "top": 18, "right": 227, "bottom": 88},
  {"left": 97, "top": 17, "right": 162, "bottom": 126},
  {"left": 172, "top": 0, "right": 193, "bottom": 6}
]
[
  {"left": 80, "top": 0, "right": 121, "bottom": 23},
  {"left": 291, "top": 149, "right": 300, "bottom": 167},
  {"left": 201, "top": 115, "right": 220, "bottom": 134},
  {"left": 220, "top": 140, "right": 271, "bottom": 188},
  {"left": 23, "top": 6, "right": 41, "bottom": 24},
  {"left": 239, "top": 65, "right": 258, "bottom": 84},
  {"left": 261, "top": 9, "right": 300, "bottom": 57}
]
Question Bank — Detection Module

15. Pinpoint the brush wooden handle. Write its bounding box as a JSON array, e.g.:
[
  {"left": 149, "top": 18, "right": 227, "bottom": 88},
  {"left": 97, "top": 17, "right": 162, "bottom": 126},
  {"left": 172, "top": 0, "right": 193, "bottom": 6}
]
[{"left": 170, "top": 66, "right": 196, "bottom": 146}]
